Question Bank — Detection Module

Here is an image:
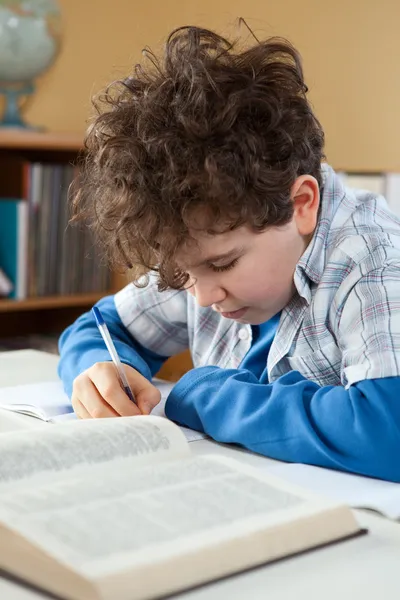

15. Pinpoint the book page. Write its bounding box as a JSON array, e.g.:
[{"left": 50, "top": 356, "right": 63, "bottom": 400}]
[
  {"left": 0, "top": 454, "right": 354, "bottom": 581},
  {"left": 0, "top": 415, "right": 189, "bottom": 489}
]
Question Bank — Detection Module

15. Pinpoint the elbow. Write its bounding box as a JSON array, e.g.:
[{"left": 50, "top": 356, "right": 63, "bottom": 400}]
[{"left": 347, "top": 380, "right": 400, "bottom": 482}]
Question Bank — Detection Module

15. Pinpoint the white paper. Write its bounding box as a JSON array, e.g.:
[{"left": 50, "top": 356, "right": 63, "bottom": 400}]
[
  {"left": 0, "top": 381, "right": 73, "bottom": 421},
  {"left": 267, "top": 462, "right": 400, "bottom": 520},
  {"left": 0, "top": 408, "right": 50, "bottom": 433}
]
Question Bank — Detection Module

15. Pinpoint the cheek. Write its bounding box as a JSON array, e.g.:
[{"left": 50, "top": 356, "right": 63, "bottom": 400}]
[
  {"left": 225, "top": 263, "right": 272, "bottom": 301},
  {"left": 226, "top": 260, "right": 294, "bottom": 303}
]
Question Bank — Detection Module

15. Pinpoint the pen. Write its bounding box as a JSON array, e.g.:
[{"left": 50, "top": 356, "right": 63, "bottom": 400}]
[{"left": 92, "top": 306, "right": 136, "bottom": 404}]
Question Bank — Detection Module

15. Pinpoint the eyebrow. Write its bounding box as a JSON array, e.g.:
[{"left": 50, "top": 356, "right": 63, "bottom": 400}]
[{"left": 189, "top": 247, "right": 244, "bottom": 269}]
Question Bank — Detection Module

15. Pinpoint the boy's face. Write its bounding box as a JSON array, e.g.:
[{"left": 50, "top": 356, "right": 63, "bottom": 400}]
[{"left": 177, "top": 175, "right": 320, "bottom": 325}]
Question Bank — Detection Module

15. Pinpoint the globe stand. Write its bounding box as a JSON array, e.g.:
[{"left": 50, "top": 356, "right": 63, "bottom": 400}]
[{"left": 0, "top": 82, "right": 37, "bottom": 129}]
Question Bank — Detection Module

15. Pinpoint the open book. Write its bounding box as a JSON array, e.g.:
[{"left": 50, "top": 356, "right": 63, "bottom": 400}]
[{"left": 0, "top": 412, "right": 363, "bottom": 600}]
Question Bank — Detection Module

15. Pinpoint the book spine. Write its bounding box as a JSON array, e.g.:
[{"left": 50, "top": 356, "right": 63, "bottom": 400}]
[
  {"left": 385, "top": 173, "right": 400, "bottom": 218},
  {"left": 340, "top": 172, "right": 385, "bottom": 196},
  {"left": 57, "top": 165, "right": 72, "bottom": 294},
  {"left": 0, "top": 200, "right": 20, "bottom": 298},
  {"left": 37, "top": 166, "right": 53, "bottom": 296},
  {"left": 27, "top": 163, "right": 43, "bottom": 298},
  {"left": 15, "top": 200, "right": 29, "bottom": 300},
  {"left": 47, "top": 165, "right": 63, "bottom": 296},
  {"left": 0, "top": 268, "right": 12, "bottom": 296}
]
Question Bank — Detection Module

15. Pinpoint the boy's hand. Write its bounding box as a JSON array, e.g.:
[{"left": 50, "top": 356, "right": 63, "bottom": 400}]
[{"left": 71, "top": 362, "right": 161, "bottom": 419}]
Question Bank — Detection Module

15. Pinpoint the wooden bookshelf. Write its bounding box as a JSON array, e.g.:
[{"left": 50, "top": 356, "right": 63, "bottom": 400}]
[
  {"left": 0, "top": 131, "right": 192, "bottom": 381},
  {"left": 0, "top": 130, "right": 82, "bottom": 152},
  {"left": 0, "top": 131, "right": 117, "bottom": 337},
  {"left": 0, "top": 293, "right": 108, "bottom": 313}
]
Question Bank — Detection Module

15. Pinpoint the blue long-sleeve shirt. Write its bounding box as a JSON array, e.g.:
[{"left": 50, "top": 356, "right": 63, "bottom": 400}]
[{"left": 58, "top": 295, "right": 400, "bottom": 483}]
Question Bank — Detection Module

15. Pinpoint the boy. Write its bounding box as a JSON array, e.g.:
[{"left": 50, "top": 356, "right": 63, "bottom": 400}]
[{"left": 59, "top": 25, "right": 400, "bottom": 482}]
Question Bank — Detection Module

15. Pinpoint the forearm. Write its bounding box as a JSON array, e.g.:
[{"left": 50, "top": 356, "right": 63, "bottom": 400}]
[
  {"left": 58, "top": 296, "right": 167, "bottom": 396},
  {"left": 165, "top": 367, "right": 400, "bottom": 482}
]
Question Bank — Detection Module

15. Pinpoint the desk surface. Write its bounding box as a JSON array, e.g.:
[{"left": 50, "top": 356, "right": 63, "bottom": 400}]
[{"left": 1, "top": 349, "right": 400, "bottom": 600}]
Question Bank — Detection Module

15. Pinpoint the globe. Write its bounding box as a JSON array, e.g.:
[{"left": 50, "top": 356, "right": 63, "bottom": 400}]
[{"left": 0, "top": 0, "right": 62, "bottom": 128}]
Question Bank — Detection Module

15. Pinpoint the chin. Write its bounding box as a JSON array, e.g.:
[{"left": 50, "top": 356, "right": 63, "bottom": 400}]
[
  {"left": 235, "top": 314, "right": 258, "bottom": 325},
  {"left": 241, "top": 311, "right": 274, "bottom": 325}
]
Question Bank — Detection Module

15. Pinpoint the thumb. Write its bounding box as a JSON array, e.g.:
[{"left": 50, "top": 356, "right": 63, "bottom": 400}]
[
  {"left": 135, "top": 384, "right": 161, "bottom": 415},
  {"left": 124, "top": 366, "right": 161, "bottom": 415}
]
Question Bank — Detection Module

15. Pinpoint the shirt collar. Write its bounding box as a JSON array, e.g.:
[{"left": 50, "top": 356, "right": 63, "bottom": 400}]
[{"left": 294, "top": 164, "right": 346, "bottom": 303}]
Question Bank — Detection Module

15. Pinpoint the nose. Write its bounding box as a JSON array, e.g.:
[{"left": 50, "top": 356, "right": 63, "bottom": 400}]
[{"left": 188, "top": 278, "right": 227, "bottom": 308}]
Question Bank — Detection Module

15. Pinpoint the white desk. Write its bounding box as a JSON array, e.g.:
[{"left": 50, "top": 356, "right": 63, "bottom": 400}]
[{"left": 1, "top": 349, "right": 400, "bottom": 600}]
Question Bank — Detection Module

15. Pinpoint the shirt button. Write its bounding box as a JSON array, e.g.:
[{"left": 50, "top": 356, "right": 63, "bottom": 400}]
[{"left": 238, "top": 328, "right": 249, "bottom": 341}]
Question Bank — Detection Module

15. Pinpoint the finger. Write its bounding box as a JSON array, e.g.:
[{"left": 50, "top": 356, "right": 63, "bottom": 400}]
[
  {"left": 72, "top": 397, "right": 92, "bottom": 419},
  {"left": 135, "top": 386, "right": 162, "bottom": 415},
  {"left": 76, "top": 376, "right": 121, "bottom": 418},
  {"left": 91, "top": 366, "right": 141, "bottom": 417},
  {"left": 123, "top": 367, "right": 162, "bottom": 415}
]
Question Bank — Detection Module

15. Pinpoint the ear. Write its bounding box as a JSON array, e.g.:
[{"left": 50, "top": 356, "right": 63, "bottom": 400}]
[{"left": 290, "top": 175, "right": 320, "bottom": 237}]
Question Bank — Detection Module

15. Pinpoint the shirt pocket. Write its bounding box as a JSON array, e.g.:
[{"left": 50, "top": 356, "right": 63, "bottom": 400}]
[{"left": 285, "top": 340, "right": 343, "bottom": 387}]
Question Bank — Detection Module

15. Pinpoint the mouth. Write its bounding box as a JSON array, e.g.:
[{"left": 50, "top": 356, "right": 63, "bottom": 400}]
[{"left": 220, "top": 307, "right": 248, "bottom": 319}]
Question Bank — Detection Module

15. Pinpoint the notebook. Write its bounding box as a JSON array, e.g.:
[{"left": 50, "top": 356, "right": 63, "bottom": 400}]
[{"left": 0, "top": 379, "right": 206, "bottom": 442}]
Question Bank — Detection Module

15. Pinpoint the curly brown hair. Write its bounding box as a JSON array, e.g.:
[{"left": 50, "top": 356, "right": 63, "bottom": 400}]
[{"left": 73, "top": 25, "right": 325, "bottom": 291}]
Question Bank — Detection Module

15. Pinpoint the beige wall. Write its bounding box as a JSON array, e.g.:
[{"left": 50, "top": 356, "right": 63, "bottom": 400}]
[{"left": 17, "top": 0, "right": 400, "bottom": 171}]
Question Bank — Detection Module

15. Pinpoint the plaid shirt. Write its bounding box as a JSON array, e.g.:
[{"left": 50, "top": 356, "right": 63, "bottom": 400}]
[{"left": 115, "top": 164, "right": 400, "bottom": 389}]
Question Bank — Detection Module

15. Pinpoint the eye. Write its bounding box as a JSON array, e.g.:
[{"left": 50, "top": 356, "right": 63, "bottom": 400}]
[{"left": 209, "top": 258, "right": 239, "bottom": 273}]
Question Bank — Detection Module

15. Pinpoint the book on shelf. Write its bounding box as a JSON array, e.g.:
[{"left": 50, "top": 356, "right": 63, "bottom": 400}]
[
  {"left": 337, "top": 170, "right": 400, "bottom": 218},
  {"left": 337, "top": 171, "right": 386, "bottom": 196},
  {"left": 0, "top": 268, "right": 13, "bottom": 297},
  {"left": 385, "top": 173, "right": 400, "bottom": 217},
  {"left": 0, "top": 159, "right": 111, "bottom": 300},
  {"left": 0, "top": 198, "right": 29, "bottom": 299},
  {"left": 0, "top": 405, "right": 364, "bottom": 600}
]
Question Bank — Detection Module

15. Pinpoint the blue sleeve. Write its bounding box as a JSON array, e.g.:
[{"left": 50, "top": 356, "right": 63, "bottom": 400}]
[
  {"left": 165, "top": 367, "right": 400, "bottom": 482},
  {"left": 58, "top": 295, "right": 168, "bottom": 397}
]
